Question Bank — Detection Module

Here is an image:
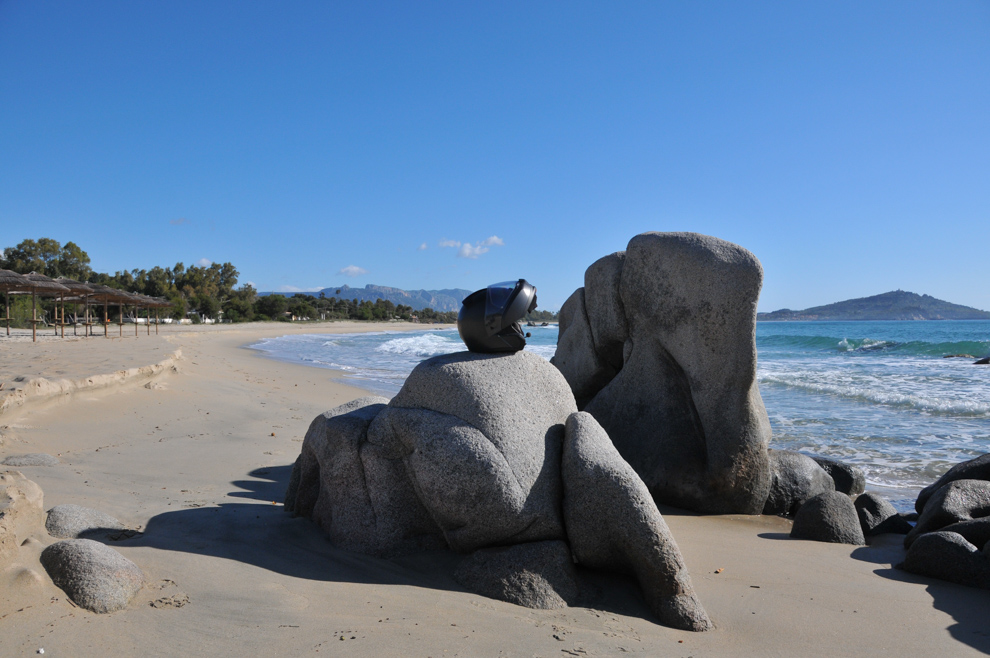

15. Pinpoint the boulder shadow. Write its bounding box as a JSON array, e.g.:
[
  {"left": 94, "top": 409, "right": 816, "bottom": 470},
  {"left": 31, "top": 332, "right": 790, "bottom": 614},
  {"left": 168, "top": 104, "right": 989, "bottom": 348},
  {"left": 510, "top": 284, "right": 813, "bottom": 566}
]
[
  {"left": 850, "top": 539, "right": 990, "bottom": 654},
  {"left": 115, "top": 463, "right": 660, "bottom": 625}
]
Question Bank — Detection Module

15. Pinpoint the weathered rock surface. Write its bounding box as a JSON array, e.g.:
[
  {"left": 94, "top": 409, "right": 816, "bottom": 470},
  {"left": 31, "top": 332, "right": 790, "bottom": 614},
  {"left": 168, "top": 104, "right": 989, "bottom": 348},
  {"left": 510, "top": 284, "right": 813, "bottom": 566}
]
[
  {"left": 285, "top": 396, "right": 441, "bottom": 556},
  {"left": 812, "top": 456, "right": 865, "bottom": 496},
  {"left": 939, "top": 518, "right": 990, "bottom": 551},
  {"left": 45, "top": 504, "right": 126, "bottom": 539},
  {"left": 902, "top": 531, "right": 990, "bottom": 590},
  {"left": 854, "top": 492, "right": 913, "bottom": 536},
  {"left": 370, "top": 350, "right": 575, "bottom": 552},
  {"left": 40, "top": 538, "right": 145, "bottom": 613},
  {"left": 763, "top": 450, "right": 835, "bottom": 517},
  {"left": 1, "top": 471, "right": 45, "bottom": 568},
  {"left": 906, "top": 479, "right": 990, "bottom": 547},
  {"left": 287, "top": 352, "right": 575, "bottom": 557},
  {"left": 453, "top": 540, "right": 578, "bottom": 610},
  {"left": 790, "top": 492, "right": 865, "bottom": 545},
  {"left": 916, "top": 453, "right": 990, "bottom": 514},
  {"left": 561, "top": 411, "right": 712, "bottom": 631},
  {"left": 2, "top": 453, "right": 60, "bottom": 467},
  {"left": 552, "top": 232, "right": 772, "bottom": 514}
]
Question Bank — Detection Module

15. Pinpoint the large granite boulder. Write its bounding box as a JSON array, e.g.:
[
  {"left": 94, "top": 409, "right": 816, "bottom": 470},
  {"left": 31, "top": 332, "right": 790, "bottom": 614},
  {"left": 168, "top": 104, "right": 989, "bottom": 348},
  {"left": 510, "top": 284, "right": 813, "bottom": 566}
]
[
  {"left": 287, "top": 351, "right": 711, "bottom": 630},
  {"left": 905, "top": 479, "right": 990, "bottom": 547},
  {"left": 286, "top": 352, "right": 576, "bottom": 556},
  {"left": 561, "top": 412, "right": 712, "bottom": 631},
  {"left": 40, "top": 538, "right": 145, "bottom": 613},
  {"left": 916, "top": 453, "right": 990, "bottom": 514},
  {"left": 552, "top": 232, "right": 772, "bottom": 514},
  {"left": 790, "top": 491, "right": 865, "bottom": 545},
  {"left": 368, "top": 350, "right": 575, "bottom": 553},
  {"left": 763, "top": 450, "right": 835, "bottom": 517},
  {"left": 284, "top": 396, "right": 441, "bottom": 556}
]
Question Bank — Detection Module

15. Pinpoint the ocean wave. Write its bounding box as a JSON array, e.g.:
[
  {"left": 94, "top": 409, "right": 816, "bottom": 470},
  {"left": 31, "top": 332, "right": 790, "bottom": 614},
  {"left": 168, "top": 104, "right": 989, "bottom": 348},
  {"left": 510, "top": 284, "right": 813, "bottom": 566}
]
[
  {"left": 759, "top": 373, "right": 990, "bottom": 416},
  {"left": 758, "top": 333, "right": 989, "bottom": 357},
  {"left": 375, "top": 333, "right": 464, "bottom": 357}
]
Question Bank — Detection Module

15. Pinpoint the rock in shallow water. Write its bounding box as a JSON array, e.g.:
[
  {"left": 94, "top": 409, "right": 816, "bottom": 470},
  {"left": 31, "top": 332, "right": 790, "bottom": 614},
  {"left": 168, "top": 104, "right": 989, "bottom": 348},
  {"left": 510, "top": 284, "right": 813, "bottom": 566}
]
[
  {"left": 855, "top": 492, "right": 913, "bottom": 536},
  {"left": 40, "top": 538, "right": 144, "bottom": 613}
]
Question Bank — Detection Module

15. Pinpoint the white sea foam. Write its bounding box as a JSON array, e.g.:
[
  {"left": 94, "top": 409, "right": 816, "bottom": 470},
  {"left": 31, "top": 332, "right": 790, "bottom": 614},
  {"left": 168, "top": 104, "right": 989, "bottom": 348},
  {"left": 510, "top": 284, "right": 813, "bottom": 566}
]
[{"left": 375, "top": 333, "right": 462, "bottom": 357}]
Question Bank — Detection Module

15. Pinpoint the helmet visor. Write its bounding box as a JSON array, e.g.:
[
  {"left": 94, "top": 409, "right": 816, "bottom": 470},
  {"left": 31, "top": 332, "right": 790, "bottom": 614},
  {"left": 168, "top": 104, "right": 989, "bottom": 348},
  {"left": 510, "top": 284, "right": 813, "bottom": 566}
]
[{"left": 484, "top": 281, "right": 519, "bottom": 336}]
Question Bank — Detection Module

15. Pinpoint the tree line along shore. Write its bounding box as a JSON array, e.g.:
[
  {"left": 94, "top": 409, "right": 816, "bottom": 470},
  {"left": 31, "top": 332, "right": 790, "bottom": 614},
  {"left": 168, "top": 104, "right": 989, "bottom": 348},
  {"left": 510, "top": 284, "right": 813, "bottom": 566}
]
[{"left": 2, "top": 237, "right": 462, "bottom": 326}]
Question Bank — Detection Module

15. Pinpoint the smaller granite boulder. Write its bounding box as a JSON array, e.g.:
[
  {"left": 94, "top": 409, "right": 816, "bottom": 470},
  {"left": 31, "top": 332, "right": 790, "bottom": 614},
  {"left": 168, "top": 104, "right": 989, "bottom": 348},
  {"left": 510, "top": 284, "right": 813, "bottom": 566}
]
[
  {"left": 46, "top": 504, "right": 126, "bottom": 539},
  {"left": 902, "top": 531, "right": 990, "bottom": 590},
  {"left": 453, "top": 540, "right": 578, "bottom": 610},
  {"left": 40, "top": 538, "right": 145, "bottom": 613},
  {"left": 561, "top": 412, "right": 712, "bottom": 631},
  {"left": 763, "top": 450, "right": 835, "bottom": 517},
  {"left": 790, "top": 491, "right": 865, "bottom": 545},
  {"left": 906, "top": 479, "right": 990, "bottom": 547},
  {"left": 2, "top": 453, "right": 60, "bottom": 467},
  {"left": 916, "top": 453, "right": 990, "bottom": 514},
  {"left": 812, "top": 456, "right": 865, "bottom": 496},
  {"left": 854, "top": 492, "right": 913, "bottom": 536}
]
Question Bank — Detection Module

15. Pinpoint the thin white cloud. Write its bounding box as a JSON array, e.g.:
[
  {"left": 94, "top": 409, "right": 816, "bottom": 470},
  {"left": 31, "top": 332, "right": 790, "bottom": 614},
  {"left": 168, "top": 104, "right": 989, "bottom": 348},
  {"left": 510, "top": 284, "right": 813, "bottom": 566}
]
[
  {"left": 170, "top": 217, "right": 189, "bottom": 226},
  {"left": 275, "top": 285, "right": 323, "bottom": 293},
  {"left": 338, "top": 265, "right": 368, "bottom": 277},
  {"left": 418, "top": 242, "right": 428, "bottom": 251},
  {"left": 480, "top": 235, "right": 504, "bottom": 247},
  {"left": 196, "top": 258, "right": 212, "bottom": 267},
  {"left": 439, "top": 239, "right": 461, "bottom": 248},
  {"left": 458, "top": 243, "right": 488, "bottom": 259}
]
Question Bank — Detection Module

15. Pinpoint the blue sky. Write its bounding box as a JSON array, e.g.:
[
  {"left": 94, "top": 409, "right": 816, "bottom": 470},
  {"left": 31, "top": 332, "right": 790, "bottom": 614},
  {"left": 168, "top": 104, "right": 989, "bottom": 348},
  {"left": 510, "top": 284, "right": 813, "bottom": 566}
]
[{"left": 1, "top": 2, "right": 987, "bottom": 312}]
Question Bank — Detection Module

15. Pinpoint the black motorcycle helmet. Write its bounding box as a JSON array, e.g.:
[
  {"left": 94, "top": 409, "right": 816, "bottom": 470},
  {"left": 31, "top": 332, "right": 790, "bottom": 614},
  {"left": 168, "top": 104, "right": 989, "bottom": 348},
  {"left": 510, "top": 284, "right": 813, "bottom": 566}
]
[{"left": 458, "top": 279, "right": 538, "bottom": 353}]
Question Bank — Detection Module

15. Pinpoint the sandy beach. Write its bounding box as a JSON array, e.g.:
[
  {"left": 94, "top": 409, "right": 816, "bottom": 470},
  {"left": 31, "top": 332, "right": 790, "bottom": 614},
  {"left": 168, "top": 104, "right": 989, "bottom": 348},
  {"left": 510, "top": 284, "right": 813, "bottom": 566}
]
[{"left": 2, "top": 322, "right": 988, "bottom": 657}]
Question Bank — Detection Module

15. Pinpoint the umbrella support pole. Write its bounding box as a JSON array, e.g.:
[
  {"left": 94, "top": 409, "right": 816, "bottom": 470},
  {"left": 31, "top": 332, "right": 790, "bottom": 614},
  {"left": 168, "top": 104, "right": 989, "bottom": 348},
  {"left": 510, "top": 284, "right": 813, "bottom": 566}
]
[{"left": 32, "top": 291, "right": 37, "bottom": 342}]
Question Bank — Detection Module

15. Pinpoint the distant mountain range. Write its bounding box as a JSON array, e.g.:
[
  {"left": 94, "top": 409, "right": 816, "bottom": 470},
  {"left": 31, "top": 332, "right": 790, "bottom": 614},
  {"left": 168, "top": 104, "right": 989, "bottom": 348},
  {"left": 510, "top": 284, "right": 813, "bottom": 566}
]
[
  {"left": 266, "top": 284, "right": 473, "bottom": 313},
  {"left": 758, "top": 291, "right": 990, "bottom": 321}
]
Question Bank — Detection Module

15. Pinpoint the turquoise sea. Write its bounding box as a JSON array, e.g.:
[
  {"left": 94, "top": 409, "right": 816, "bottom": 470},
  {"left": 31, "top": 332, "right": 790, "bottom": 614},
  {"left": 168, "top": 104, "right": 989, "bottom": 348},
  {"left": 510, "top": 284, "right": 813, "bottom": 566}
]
[{"left": 248, "top": 320, "right": 990, "bottom": 511}]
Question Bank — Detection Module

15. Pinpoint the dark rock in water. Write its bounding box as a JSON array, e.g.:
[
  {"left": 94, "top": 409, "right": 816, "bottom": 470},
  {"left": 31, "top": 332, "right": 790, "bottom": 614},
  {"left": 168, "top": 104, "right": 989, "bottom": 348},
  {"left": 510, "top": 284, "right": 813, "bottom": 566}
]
[
  {"left": 854, "top": 492, "right": 912, "bottom": 536},
  {"left": 45, "top": 504, "right": 125, "bottom": 539},
  {"left": 561, "top": 411, "right": 712, "bottom": 631},
  {"left": 453, "top": 540, "right": 578, "bottom": 610},
  {"left": 40, "top": 538, "right": 144, "bottom": 613},
  {"left": 939, "top": 518, "right": 990, "bottom": 551},
  {"left": 812, "top": 456, "right": 866, "bottom": 496},
  {"left": 975, "top": 357, "right": 990, "bottom": 365},
  {"left": 916, "top": 453, "right": 990, "bottom": 514},
  {"left": 554, "top": 232, "right": 772, "bottom": 515},
  {"left": 902, "top": 531, "right": 990, "bottom": 590},
  {"left": 2, "top": 453, "right": 59, "bottom": 467},
  {"left": 763, "top": 450, "right": 834, "bottom": 517},
  {"left": 790, "top": 492, "right": 865, "bottom": 545},
  {"left": 906, "top": 479, "right": 990, "bottom": 547}
]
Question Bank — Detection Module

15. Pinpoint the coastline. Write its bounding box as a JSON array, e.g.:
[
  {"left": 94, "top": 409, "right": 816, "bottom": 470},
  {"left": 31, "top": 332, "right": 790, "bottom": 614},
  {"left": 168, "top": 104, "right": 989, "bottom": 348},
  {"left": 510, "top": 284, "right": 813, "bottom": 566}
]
[{"left": 2, "top": 322, "right": 988, "bottom": 655}]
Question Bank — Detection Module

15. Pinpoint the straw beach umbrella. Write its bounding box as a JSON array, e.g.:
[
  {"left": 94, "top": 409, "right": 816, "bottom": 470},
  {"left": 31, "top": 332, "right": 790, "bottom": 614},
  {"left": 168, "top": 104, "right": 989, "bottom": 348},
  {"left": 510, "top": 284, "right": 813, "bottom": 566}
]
[
  {"left": 54, "top": 277, "right": 95, "bottom": 337},
  {"left": 86, "top": 284, "right": 128, "bottom": 338},
  {"left": 19, "top": 273, "right": 70, "bottom": 342},
  {"left": 0, "top": 269, "right": 32, "bottom": 337}
]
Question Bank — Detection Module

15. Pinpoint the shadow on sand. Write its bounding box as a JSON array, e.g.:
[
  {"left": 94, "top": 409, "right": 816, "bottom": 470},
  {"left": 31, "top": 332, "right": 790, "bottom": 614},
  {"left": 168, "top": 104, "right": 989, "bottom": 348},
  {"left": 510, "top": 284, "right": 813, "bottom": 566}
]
[
  {"left": 848, "top": 537, "right": 990, "bottom": 654},
  {"left": 115, "top": 463, "right": 658, "bottom": 624}
]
